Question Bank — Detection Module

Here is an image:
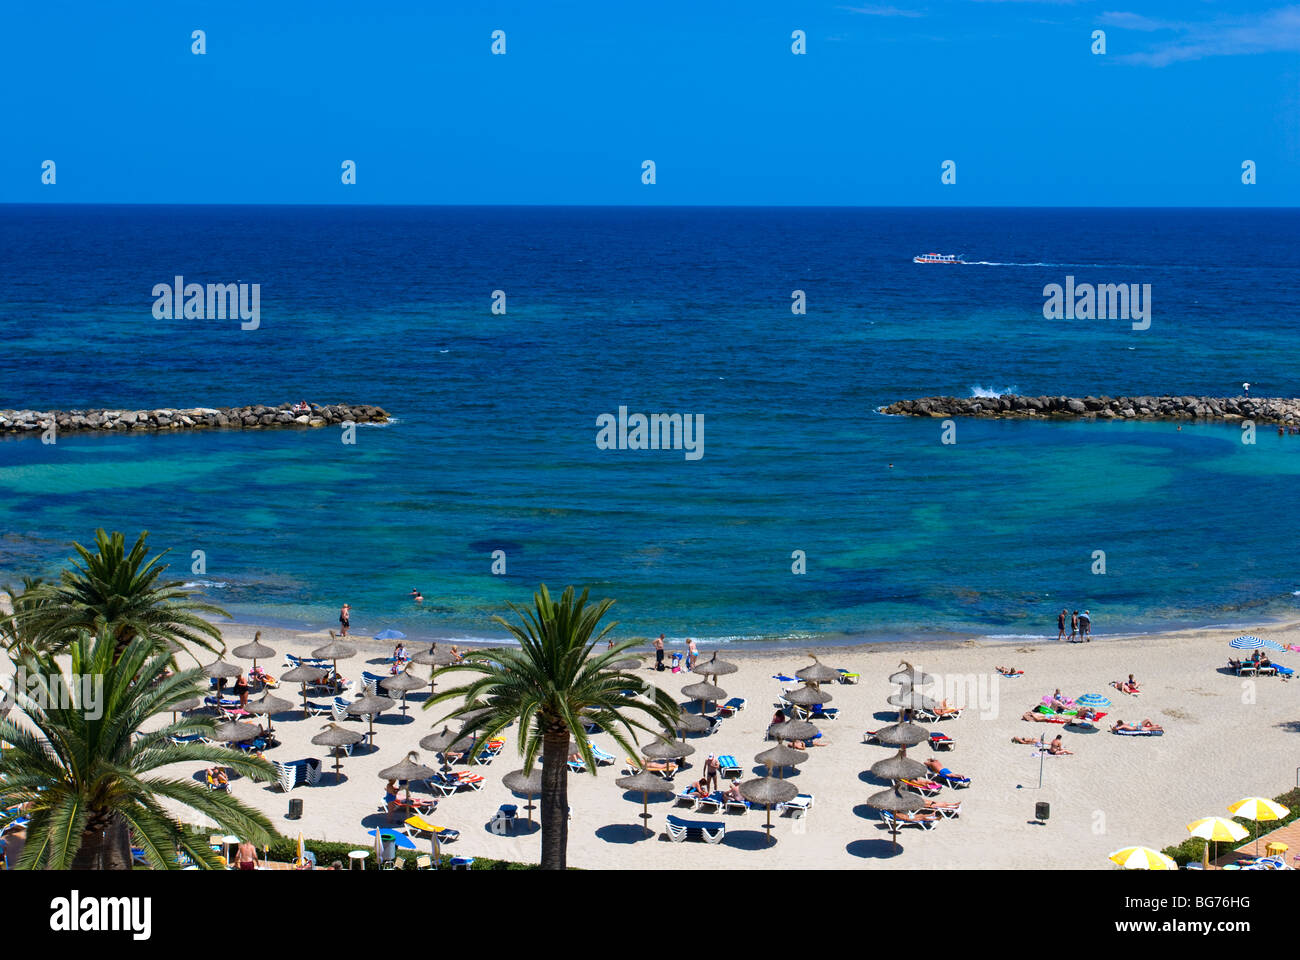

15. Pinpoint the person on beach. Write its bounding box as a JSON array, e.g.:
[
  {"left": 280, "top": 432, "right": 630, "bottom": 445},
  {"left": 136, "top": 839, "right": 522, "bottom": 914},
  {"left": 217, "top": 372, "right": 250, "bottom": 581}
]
[
  {"left": 1048, "top": 735, "right": 1073, "bottom": 755},
  {"left": 997, "top": 666, "right": 1023, "bottom": 676},
  {"left": 410, "top": 588, "right": 423, "bottom": 603},
  {"left": 233, "top": 671, "right": 249, "bottom": 708},
  {"left": 235, "top": 840, "right": 260, "bottom": 871},
  {"left": 1069, "top": 611, "right": 1079, "bottom": 641},
  {"left": 725, "top": 780, "right": 744, "bottom": 803},
  {"left": 1058, "top": 609, "right": 1067, "bottom": 641},
  {"left": 1111, "top": 675, "right": 1140, "bottom": 695},
  {"left": 1012, "top": 735, "right": 1046, "bottom": 745},
  {"left": 1079, "top": 609, "right": 1091, "bottom": 640},
  {"left": 704, "top": 754, "right": 721, "bottom": 793},
  {"left": 449, "top": 645, "right": 463, "bottom": 663},
  {"left": 1111, "top": 719, "right": 1163, "bottom": 732},
  {"left": 654, "top": 634, "right": 665, "bottom": 672},
  {"left": 686, "top": 638, "right": 699, "bottom": 669},
  {"left": 393, "top": 642, "right": 406, "bottom": 664},
  {"left": 338, "top": 603, "right": 351, "bottom": 637}
]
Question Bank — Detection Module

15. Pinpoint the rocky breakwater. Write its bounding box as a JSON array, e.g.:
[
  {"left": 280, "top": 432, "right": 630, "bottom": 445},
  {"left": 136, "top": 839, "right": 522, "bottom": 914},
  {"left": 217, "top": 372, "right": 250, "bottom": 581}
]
[
  {"left": 880, "top": 395, "right": 1300, "bottom": 426},
  {"left": 0, "top": 402, "right": 390, "bottom": 435}
]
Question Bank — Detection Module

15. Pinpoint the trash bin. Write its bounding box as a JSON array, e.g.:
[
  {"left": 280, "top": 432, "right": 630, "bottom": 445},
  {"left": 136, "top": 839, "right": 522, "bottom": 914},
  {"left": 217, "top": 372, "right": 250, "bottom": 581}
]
[
  {"left": 380, "top": 834, "right": 396, "bottom": 864},
  {"left": 287, "top": 798, "right": 303, "bottom": 820},
  {"left": 1035, "top": 801, "right": 1050, "bottom": 821}
]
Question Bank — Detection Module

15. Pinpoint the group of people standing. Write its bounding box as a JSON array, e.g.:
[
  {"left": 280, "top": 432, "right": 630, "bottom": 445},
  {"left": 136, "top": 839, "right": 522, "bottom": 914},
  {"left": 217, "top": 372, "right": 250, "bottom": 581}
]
[
  {"left": 652, "top": 634, "right": 699, "bottom": 672},
  {"left": 1057, "top": 608, "right": 1091, "bottom": 642}
]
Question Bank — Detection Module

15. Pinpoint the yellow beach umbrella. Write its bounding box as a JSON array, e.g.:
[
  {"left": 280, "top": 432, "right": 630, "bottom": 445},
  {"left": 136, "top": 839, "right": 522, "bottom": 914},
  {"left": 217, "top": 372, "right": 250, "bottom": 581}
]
[
  {"left": 1187, "top": 816, "right": 1249, "bottom": 869},
  {"left": 1227, "top": 797, "right": 1289, "bottom": 855},
  {"left": 297, "top": 831, "right": 305, "bottom": 867},
  {"left": 1109, "top": 846, "right": 1177, "bottom": 870}
]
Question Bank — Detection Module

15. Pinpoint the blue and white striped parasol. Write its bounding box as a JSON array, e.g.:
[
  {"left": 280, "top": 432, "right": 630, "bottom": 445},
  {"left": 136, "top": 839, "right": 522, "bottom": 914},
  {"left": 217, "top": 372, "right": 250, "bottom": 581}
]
[
  {"left": 1076, "top": 693, "right": 1112, "bottom": 708},
  {"left": 1230, "top": 635, "right": 1285, "bottom": 651}
]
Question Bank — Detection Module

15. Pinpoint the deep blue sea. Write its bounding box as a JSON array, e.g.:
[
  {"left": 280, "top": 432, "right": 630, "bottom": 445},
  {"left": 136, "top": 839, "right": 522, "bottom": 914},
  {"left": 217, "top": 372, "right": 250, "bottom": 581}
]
[{"left": 2, "top": 205, "right": 1299, "bottom": 646}]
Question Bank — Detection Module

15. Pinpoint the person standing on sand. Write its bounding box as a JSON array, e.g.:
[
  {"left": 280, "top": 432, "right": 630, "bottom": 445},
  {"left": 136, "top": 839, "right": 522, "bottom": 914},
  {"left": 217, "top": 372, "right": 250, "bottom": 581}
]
[
  {"left": 233, "top": 671, "right": 249, "bottom": 709},
  {"left": 1057, "top": 609, "right": 1067, "bottom": 641},
  {"left": 1069, "top": 611, "right": 1079, "bottom": 641},
  {"left": 1079, "top": 609, "right": 1091, "bottom": 641},
  {"left": 654, "top": 634, "right": 665, "bottom": 672},
  {"left": 339, "top": 603, "right": 350, "bottom": 637},
  {"left": 686, "top": 638, "right": 699, "bottom": 670}
]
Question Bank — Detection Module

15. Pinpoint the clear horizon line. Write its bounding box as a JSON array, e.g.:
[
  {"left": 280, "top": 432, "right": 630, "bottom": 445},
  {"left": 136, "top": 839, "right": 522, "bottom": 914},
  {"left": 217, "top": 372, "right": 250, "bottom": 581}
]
[{"left": 2, "top": 200, "right": 1297, "bottom": 211}]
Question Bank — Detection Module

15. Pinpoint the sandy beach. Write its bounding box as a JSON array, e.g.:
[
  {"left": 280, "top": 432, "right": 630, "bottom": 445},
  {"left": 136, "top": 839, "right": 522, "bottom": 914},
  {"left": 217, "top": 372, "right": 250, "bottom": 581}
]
[{"left": 50, "top": 618, "right": 1294, "bottom": 870}]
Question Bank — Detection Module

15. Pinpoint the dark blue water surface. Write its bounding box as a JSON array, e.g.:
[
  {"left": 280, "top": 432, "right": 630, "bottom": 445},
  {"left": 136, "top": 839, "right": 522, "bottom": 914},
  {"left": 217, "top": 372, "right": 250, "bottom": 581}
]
[{"left": 1, "top": 205, "right": 1298, "bottom": 644}]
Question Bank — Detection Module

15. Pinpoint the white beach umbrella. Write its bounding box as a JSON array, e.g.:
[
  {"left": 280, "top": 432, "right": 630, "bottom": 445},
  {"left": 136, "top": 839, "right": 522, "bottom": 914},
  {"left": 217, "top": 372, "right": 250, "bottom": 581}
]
[
  {"left": 1227, "top": 797, "right": 1290, "bottom": 855},
  {"left": 1187, "top": 816, "right": 1249, "bottom": 869},
  {"left": 1108, "top": 846, "right": 1177, "bottom": 870}
]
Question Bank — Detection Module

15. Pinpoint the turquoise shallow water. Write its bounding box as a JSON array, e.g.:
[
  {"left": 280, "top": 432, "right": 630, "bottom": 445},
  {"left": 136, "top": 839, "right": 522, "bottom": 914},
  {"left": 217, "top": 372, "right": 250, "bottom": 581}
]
[{"left": 1, "top": 205, "right": 1299, "bottom": 644}]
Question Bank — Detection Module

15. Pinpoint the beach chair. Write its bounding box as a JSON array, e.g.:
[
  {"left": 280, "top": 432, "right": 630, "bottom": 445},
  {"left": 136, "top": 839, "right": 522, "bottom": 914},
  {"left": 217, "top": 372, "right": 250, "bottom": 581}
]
[
  {"left": 674, "top": 785, "right": 701, "bottom": 808},
  {"left": 926, "top": 800, "right": 963, "bottom": 820},
  {"left": 331, "top": 696, "right": 353, "bottom": 722},
  {"left": 566, "top": 757, "right": 587, "bottom": 774},
  {"left": 935, "top": 770, "right": 970, "bottom": 789},
  {"left": 899, "top": 778, "right": 942, "bottom": 797},
  {"left": 590, "top": 745, "right": 616, "bottom": 766},
  {"left": 695, "top": 791, "right": 726, "bottom": 815},
  {"left": 665, "top": 814, "right": 725, "bottom": 844},
  {"left": 489, "top": 804, "right": 518, "bottom": 835},
  {"left": 425, "top": 773, "right": 458, "bottom": 797},
  {"left": 362, "top": 671, "right": 386, "bottom": 694},
  {"left": 717, "top": 697, "right": 747, "bottom": 718},
  {"left": 724, "top": 795, "right": 751, "bottom": 814},
  {"left": 415, "top": 854, "right": 433, "bottom": 870},
  {"left": 303, "top": 700, "right": 334, "bottom": 717},
  {"left": 627, "top": 758, "right": 678, "bottom": 780},
  {"left": 206, "top": 770, "right": 231, "bottom": 792},
  {"left": 718, "top": 755, "right": 742, "bottom": 779},
  {"left": 403, "top": 815, "right": 460, "bottom": 844},
  {"left": 446, "top": 771, "right": 485, "bottom": 792},
  {"left": 863, "top": 730, "right": 882, "bottom": 744},
  {"left": 449, "top": 857, "right": 475, "bottom": 870},
  {"left": 882, "top": 809, "right": 939, "bottom": 831},
  {"left": 837, "top": 670, "right": 860, "bottom": 684},
  {"left": 170, "top": 733, "right": 204, "bottom": 746},
  {"left": 777, "top": 793, "right": 815, "bottom": 818},
  {"left": 272, "top": 760, "right": 302, "bottom": 792},
  {"left": 929, "top": 732, "right": 956, "bottom": 751},
  {"left": 808, "top": 704, "right": 840, "bottom": 721}
]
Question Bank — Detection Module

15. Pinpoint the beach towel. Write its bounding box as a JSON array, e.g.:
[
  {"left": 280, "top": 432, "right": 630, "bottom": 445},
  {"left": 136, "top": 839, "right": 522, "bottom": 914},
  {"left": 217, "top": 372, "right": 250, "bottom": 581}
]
[{"left": 1113, "top": 728, "right": 1163, "bottom": 736}]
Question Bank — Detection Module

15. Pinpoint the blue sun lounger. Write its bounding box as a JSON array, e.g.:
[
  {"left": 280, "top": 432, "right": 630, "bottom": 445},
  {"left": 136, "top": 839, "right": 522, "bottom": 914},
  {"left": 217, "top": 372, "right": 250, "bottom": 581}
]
[
  {"left": 718, "top": 755, "right": 742, "bottom": 779},
  {"left": 666, "top": 814, "right": 726, "bottom": 843}
]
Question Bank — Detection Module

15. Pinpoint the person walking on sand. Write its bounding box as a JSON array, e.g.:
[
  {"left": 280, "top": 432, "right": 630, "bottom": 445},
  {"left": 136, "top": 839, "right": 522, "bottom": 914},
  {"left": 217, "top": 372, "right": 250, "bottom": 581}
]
[
  {"left": 1057, "top": 609, "right": 1067, "bottom": 641},
  {"left": 654, "top": 634, "right": 665, "bottom": 672},
  {"left": 338, "top": 603, "right": 351, "bottom": 637},
  {"left": 1079, "top": 609, "right": 1091, "bottom": 641},
  {"left": 1069, "top": 610, "right": 1079, "bottom": 642},
  {"left": 686, "top": 638, "right": 699, "bottom": 670}
]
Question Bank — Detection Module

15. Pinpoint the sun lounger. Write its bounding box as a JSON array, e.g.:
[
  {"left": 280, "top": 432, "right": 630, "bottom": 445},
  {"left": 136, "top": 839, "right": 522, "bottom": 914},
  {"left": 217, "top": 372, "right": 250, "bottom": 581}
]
[
  {"left": 303, "top": 699, "right": 335, "bottom": 717},
  {"left": 674, "top": 785, "right": 701, "bottom": 808},
  {"left": 724, "top": 795, "right": 751, "bottom": 814},
  {"left": 718, "top": 755, "right": 742, "bottom": 779},
  {"left": 717, "top": 697, "right": 747, "bottom": 718},
  {"left": 807, "top": 704, "right": 840, "bottom": 721},
  {"left": 935, "top": 770, "right": 970, "bottom": 788},
  {"left": 272, "top": 758, "right": 322, "bottom": 791},
  {"left": 442, "top": 771, "right": 485, "bottom": 791},
  {"left": 837, "top": 670, "right": 860, "bottom": 684},
  {"left": 772, "top": 674, "right": 797, "bottom": 683},
  {"left": 590, "top": 745, "right": 616, "bottom": 766},
  {"left": 566, "top": 758, "right": 587, "bottom": 774},
  {"left": 424, "top": 774, "right": 458, "bottom": 797},
  {"left": 863, "top": 730, "right": 882, "bottom": 744},
  {"left": 626, "top": 758, "right": 678, "bottom": 779},
  {"left": 170, "top": 733, "right": 204, "bottom": 745},
  {"left": 881, "top": 809, "right": 939, "bottom": 831},
  {"left": 695, "top": 791, "right": 726, "bottom": 814},
  {"left": 361, "top": 671, "right": 387, "bottom": 694},
  {"left": 777, "top": 793, "right": 815, "bottom": 817},
  {"left": 925, "top": 800, "right": 963, "bottom": 819},
  {"left": 899, "top": 778, "right": 942, "bottom": 797},
  {"left": 665, "top": 814, "right": 726, "bottom": 843},
  {"left": 403, "top": 815, "right": 460, "bottom": 844},
  {"left": 929, "top": 732, "right": 956, "bottom": 751}
]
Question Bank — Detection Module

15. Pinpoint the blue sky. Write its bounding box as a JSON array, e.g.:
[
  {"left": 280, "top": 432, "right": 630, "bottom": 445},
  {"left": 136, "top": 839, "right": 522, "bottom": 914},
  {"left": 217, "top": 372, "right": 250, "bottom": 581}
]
[{"left": 1, "top": 1, "right": 1296, "bottom": 205}]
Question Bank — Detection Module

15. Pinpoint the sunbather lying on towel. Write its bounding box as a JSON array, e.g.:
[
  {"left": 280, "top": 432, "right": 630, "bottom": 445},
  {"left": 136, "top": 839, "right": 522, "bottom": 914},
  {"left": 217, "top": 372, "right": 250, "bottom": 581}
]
[
  {"left": 923, "top": 758, "right": 967, "bottom": 779},
  {"left": 1012, "top": 736, "right": 1046, "bottom": 746},
  {"left": 1110, "top": 674, "right": 1140, "bottom": 695},
  {"left": 1022, "top": 710, "right": 1065, "bottom": 723},
  {"left": 996, "top": 666, "right": 1024, "bottom": 676},
  {"left": 934, "top": 699, "right": 960, "bottom": 717},
  {"left": 1111, "top": 719, "right": 1163, "bottom": 733}
]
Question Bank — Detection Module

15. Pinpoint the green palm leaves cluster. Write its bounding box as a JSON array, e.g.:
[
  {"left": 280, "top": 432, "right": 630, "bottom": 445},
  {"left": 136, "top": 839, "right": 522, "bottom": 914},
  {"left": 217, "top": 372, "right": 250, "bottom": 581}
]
[
  {"left": 425, "top": 584, "right": 679, "bottom": 869},
  {"left": 0, "top": 529, "right": 274, "bottom": 869}
]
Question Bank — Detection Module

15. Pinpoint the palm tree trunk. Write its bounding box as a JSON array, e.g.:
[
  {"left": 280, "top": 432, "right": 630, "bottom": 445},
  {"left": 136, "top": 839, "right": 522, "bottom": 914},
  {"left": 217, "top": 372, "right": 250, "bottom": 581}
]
[
  {"left": 539, "top": 730, "right": 570, "bottom": 870},
  {"left": 71, "top": 811, "right": 114, "bottom": 869},
  {"left": 105, "top": 813, "right": 134, "bottom": 870}
]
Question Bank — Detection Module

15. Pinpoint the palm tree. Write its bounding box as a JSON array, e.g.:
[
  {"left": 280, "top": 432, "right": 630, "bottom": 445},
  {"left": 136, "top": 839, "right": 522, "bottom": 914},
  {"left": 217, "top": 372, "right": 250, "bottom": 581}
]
[
  {"left": 424, "top": 585, "right": 678, "bottom": 870},
  {"left": 0, "top": 627, "right": 275, "bottom": 869},
  {"left": 0, "top": 577, "right": 61, "bottom": 656},
  {"left": 24, "top": 529, "right": 228, "bottom": 661}
]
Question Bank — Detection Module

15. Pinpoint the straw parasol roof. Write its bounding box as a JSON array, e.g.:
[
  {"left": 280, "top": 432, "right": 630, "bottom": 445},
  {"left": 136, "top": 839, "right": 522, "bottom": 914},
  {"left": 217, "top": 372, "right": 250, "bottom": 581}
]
[
  {"left": 281, "top": 664, "right": 326, "bottom": 683},
  {"left": 740, "top": 776, "right": 799, "bottom": 845},
  {"left": 212, "top": 721, "right": 259, "bottom": 743},
  {"left": 411, "top": 643, "right": 456, "bottom": 666},
  {"left": 768, "top": 717, "right": 820, "bottom": 742},
  {"left": 311, "top": 722, "right": 365, "bottom": 780},
  {"left": 692, "top": 653, "right": 738, "bottom": 678},
  {"left": 868, "top": 787, "right": 927, "bottom": 812},
  {"left": 616, "top": 770, "right": 675, "bottom": 835},
  {"left": 347, "top": 692, "right": 395, "bottom": 744},
  {"left": 503, "top": 768, "right": 543, "bottom": 795},
  {"left": 419, "top": 726, "right": 457, "bottom": 753},
  {"left": 202, "top": 661, "right": 243, "bottom": 679},
  {"left": 381, "top": 670, "right": 427, "bottom": 715},
  {"left": 232, "top": 633, "right": 275, "bottom": 663},
  {"left": 887, "top": 690, "right": 937, "bottom": 711},
  {"left": 458, "top": 706, "right": 493, "bottom": 725},
  {"left": 378, "top": 751, "right": 437, "bottom": 784},
  {"left": 871, "top": 750, "right": 928, "bottom": 782},
  {"left": 755, "top": 743, "right": 808, "bottom": 777},
  {"left": 247, "top": 693, "right": 292, "bottom": 717},
  {"left": 172, "top": 696, "right": 204, "bottom": 713},
  {"left": 608, "top": 657, "right": 642, "bottom": 671},
  {"left": 642, "top": 739, "right": 695, "bottom": 761},
  {"left": 312, "top": 634, "right": 357, "bottom": 662},
  {"left": 889, "top": 661, "right": 934, "bottom": 687},
  {"left": 795, "top": 655, "right": 841, "bottom": 685},
  {"left": 681, "top": 681, "right": 727, "bottom": 703},
  {"left": 669, "top": 711, "right": 711, "bottom": 735},
  {"left": 782, "top": 685, "right": 833, "bottom": 707},
  {"left": 873, "top": 722, "right": 930, "bottom": 747}
]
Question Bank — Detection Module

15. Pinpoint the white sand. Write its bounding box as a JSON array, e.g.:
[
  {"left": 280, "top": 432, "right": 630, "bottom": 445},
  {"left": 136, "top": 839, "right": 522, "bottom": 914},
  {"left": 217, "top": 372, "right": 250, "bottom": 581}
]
[{"left": 115, "top": 619, "right": 1300, "bottom": 869}]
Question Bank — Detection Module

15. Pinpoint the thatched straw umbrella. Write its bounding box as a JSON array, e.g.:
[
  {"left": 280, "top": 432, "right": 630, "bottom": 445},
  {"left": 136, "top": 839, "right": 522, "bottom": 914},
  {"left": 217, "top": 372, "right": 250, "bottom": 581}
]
[
  {"left": 740, "top": 776, "right": 798, "bottom": 845},
  {"left": 667, "top": 710, "right": 710, "bottom": 740},
  {"left": 871, "top": 749, "right": 928, "bottom": 782},
  {"left": 616, "top": 769, "right": 675, "bottom": 836},
  {"left": 211, "top": 720, "right": 259, "bottom": 743},
  {"left": 692, "top": 653, "right": 738, "bottom": 680},
  {"left": 608, "top": 657, "right": 642, "bottom": 671},
  {"left": 378, "top": 751, "right": 437, "bottom": 800},
  {"left": 502, "top": 768, "right": 543, "bottom": 826},
  {"left": 170, "top": 696, "right": 204, "bottom": 723},
  {"left": 755, "top": 743, "right": 808, "bottom": 778},
  {"left": 202, "top": 661, "right": 243, "bottom": 688},
  {"left": 232, "top": 632, "right": 275, "bottom": 670},
  {"left": 768, "top": 716, "right": 820, "bottom": 744},
  {"left": 795, "top": 655, "right": 841, "bottom": 689},
  {"left": 281, "top": 664, "right": 327, "bottom": 717},
  {"left": 410, "top": 643, "right": 456, "bottom": 692},
  {"left": 868, "top": 786, "right": 928, "bottom": 850},
  {"left": 347, "top": 692, "right": 394, "bottom": 745},
  {"left": 312, "top": 632, "right": 357, "bottom": 679},
  {"left": 311, "top": 723, "right": 364, "bottom": 781},
  {"left": 642, "top": 738, "right": 695, "bottom": 764},
  {"left": 246, "top": 692, "right": 292, "bottom": 736},
  {"left": 889, "top": 661, "right": 934, "bottom": 688},
  {"left": 380, "top": 669, "right": 427, "bottom": 716},
  {"left": 419, "top": 726, "right": 458, "bottom": 770},
  {"left": 783, "top": 685, "right": 833, "bottom": 709},
  {"left": 887, "top": 689, "right": 937, "bottom": 722},
  {"left": 873, "top": 721, "right": 930, "bottom": 748},
  {"left": 681, "top": 680, "right": 727, "bottom": 712}
]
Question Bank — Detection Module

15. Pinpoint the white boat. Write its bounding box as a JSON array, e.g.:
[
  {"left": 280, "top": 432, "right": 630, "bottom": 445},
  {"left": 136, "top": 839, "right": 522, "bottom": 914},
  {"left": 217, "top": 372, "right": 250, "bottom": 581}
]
[{"left": 913, "top": 253, "right": 963, "bottom": 264}]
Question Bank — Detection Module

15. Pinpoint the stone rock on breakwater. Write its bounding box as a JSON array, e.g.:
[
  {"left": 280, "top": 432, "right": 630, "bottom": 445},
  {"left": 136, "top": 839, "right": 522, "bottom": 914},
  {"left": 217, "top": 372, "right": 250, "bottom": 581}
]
[
  {"left": 0, "top": 402, "right": 389, "bottom": 435},
  {"left": 881, "top": 395, "right": 1300, "bottom": 425}
]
